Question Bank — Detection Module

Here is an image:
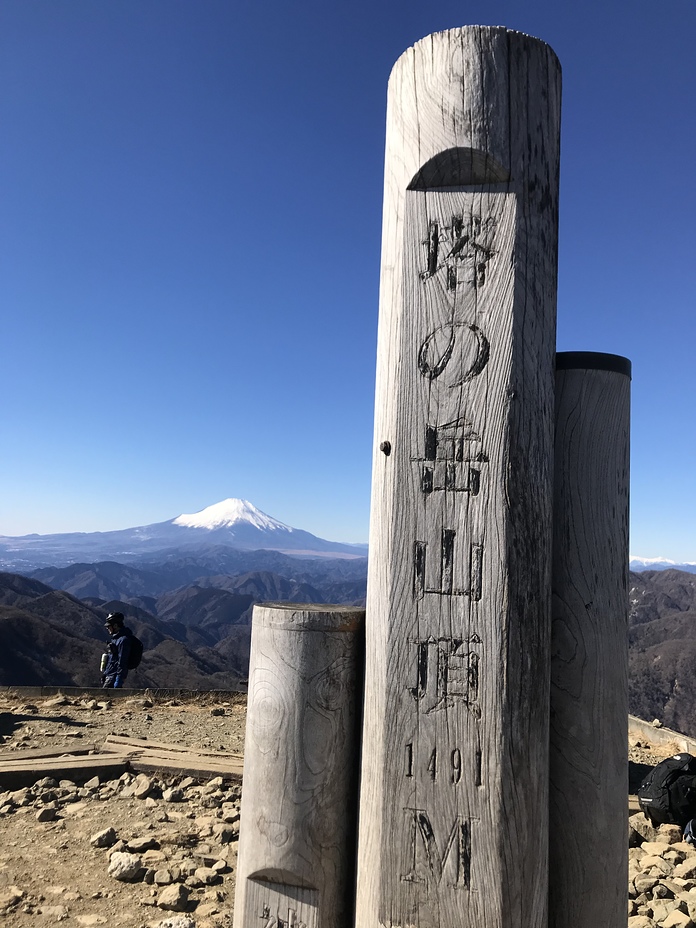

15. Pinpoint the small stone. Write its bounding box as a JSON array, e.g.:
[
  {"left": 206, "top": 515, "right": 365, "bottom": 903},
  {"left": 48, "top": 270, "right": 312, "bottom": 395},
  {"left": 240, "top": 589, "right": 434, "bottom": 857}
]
[
  {"left": 221, "top": 805, "right": 240, "bottom": 825},
  {"left": 660, "top": 825, "right": 685, "bottom": 844},
  {"left": 643, "top": 841, "right": 672, "bottom": 856},
  {"left": 195, "top": 866, "right": 221, "bottom": 885},
  {"left": 35, "top": 777, "right": 58, "bottom": 789},
  {"left": 0, "top": 886, "right": 24, "bottom": 909},
  {"left": 641, "top": 855, "right": 673, "bottom": 875},
  {"left": 628, "top": 917, "right": 656, "bottom": 927},
  {"left": 210, "top": 707, "right": 225, "bottom": 716},
  {"left": 107, "top": 852, "right": 143, "bottom": 882},
  {"left": 656, "top": 882, "right": 677, "bottom": 899},
  {"left": 43, "top": 695, "right": 70, "bottom": 707},
  {"left": 652, "top": 900, "right": 681, "bottom": 922},
  {"left": 84, "top": 776, "right": 100, "bottom": 789},
  {"left": 128, "top": 836, "right": 159, "bottom": 853},
  {"left": 154, "top": 869, "right": 174, "bottom": 885},
  {"left": 91, "top": 827, "right": 117, "bottom": 848},
  {"left": 663, "top": 910, "right": 694, "bottom": 928},
  {"left": 212, "top": 823, "right": 235, "bottom": 844},
  {"left": 177, "top": 859, "right": 198, "bottom": 877},
  {"left": 132, "top": 774, "right": 154, "bottom": 799},
  {"left": 142, "top": 849, "right": 167, "bottom": 864},
  {"left": 38, "top": 904, "right": 69, "bottom": 917},
  {"left": 157, "top": 883, "right": 190, "bottom": 911},
  {"left": 634, "top": 875, "right": 660, "bottom": 894},
  {"left": 36, "top": 806, "right": 58, "bottom": 822},
  {"left": 631, "top": 813, "right": 661, "bottom": 843},
  {"left": 675, "top": 861, "right": 696, "bottom": 880}
]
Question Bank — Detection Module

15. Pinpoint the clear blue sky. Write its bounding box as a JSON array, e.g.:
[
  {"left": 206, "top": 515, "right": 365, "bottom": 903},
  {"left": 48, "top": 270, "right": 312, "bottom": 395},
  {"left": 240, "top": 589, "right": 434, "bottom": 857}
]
[{"left": 1, "top": 0, "right": 694, "bottom": 559}]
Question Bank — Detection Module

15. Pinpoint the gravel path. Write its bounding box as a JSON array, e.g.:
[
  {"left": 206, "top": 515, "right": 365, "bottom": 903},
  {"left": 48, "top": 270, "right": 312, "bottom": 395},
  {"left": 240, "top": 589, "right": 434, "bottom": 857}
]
[{"left": 0, "top": 691, "right": 247, "bottom": 928}]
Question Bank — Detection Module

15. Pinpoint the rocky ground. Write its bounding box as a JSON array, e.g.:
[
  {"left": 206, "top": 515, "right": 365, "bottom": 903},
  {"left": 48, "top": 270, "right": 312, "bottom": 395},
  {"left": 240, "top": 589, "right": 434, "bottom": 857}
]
[
  {"left": 0, "top": 691, "right": 247, "bottom": 928},
  {"left": 0, "top": 690, "right": 691, "bottom": 928},
  {"left": 628, "top": 818, "right": 696, "bottom": 927}
]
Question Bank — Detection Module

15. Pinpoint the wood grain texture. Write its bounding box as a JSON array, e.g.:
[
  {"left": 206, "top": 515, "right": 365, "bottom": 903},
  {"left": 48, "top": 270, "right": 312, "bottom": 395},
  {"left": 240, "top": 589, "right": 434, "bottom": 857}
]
[
  {"left": 356, "top": 26, "right": 561, "bottom": 928},
  {"left": 549, "top": 362, "right": 630, "bottom": 928},
  {"left": 233, "top": 604, "right": 364, "bottom": 928}
]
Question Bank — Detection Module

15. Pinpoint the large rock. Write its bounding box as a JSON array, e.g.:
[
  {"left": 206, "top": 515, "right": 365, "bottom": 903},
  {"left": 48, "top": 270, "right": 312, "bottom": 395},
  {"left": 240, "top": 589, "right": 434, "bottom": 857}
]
[
  {"left": 157, "top": 884, "right": 190, "bottom": 912},
  {"left": 631, "top": 813, "right": 661, "bottom": 843},
  {"left": 107, "top": 852, "right": 143, "bottom": 882},
  {"left": 90, "top": 827, "right": 117, "bottom": 848},
  {"left": 155, "top": 918, "right": 196, "bottom": 928}
]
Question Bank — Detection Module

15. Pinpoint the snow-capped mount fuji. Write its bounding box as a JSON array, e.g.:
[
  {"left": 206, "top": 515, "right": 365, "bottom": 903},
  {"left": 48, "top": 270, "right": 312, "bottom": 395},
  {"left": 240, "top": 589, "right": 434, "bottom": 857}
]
[
  {"left": 172, "top": 499, "right": 292, "bottom": 533},
  {"left": 0, "top": 499, "right": 368, "bottom": 570}
]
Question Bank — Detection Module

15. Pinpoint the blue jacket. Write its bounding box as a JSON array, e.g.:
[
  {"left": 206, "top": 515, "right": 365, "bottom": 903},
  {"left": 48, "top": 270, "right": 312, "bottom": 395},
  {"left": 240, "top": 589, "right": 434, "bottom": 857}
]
[{"left": 104, "top": 627, "right": 133, "bottom": 687}]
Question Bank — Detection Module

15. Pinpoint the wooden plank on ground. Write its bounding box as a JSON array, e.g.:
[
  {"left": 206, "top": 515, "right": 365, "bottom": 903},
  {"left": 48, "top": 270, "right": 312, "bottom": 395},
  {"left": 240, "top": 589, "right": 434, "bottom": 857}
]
[
  {"left": 0, "top": 754, "right": 129, "bottom": 790},
  {"left": 0, "top": 743, "right": 99, "bottom": 760},
  {"left": 129, "top": 752, "right": 243, "bottom": 780},
  {"left": 101, "top": 733, "right": 242, "bottom": 760},
  {"left": 101, "top": 734, "right": 243, "bottom": 779}
]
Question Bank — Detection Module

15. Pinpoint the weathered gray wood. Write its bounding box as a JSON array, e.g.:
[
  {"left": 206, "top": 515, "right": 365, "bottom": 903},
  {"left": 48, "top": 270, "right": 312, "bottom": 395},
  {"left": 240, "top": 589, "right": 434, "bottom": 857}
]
[
  {"left": 101, "top": 733, "right": 243, "bottom": 761},
  {"left": 101, "top": 735, "right": 244, "bottom": 778},
  {"left": 0, "top": 754, "right": 129, "bottom": 789},
  {"left": 549, "top": 353, "right": 631, "bottom": 928},
  {"left": 356, "top": 27, "right": 561, "bottom": 928},
  {"left": 234, "top": 603, "right": 364, "bottom": 928}
]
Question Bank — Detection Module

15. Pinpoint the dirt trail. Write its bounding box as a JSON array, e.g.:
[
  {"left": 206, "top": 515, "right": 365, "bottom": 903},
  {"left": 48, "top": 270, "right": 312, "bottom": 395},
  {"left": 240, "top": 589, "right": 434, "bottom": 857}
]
[{"left": 0, "top": 691, "right": 247, "bottom": 928}]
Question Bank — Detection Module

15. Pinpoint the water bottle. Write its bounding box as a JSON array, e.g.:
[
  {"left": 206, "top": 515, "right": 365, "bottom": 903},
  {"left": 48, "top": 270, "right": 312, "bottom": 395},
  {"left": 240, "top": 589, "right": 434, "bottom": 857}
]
[{"left": 100, "top": 652, "right": 109, "bottom": 673}]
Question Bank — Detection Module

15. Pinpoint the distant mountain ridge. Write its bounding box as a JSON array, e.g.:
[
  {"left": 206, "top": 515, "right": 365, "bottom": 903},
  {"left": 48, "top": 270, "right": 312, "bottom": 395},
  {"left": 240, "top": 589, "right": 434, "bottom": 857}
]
[
  {"left": 630, "top": 556, "right": 696, "bottom": 574},
  {"left": 0, "top": 538, "right": 368, "bottom": 689},
  {"left": 0, "top": 498, "right": 368, "bottom": 570}
]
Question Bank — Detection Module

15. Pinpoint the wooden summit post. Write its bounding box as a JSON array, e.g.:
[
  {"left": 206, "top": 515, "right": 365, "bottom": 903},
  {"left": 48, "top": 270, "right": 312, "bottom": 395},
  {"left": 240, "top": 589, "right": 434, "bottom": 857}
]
[
  {"left": 549, "top": 352, "right": 631, "bottom": 928},
  {"left": 355, "top": 27, "right": 561, "bottom": 928},
  {"left": 234, "top": 603, "right": 364, "bottom": 928}
]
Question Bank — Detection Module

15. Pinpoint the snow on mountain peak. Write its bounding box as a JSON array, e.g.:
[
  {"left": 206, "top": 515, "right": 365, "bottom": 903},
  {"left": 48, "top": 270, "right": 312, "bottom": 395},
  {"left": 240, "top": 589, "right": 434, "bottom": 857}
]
[{"left": 172, "top": 499, "right": 292, "bottom": 532}]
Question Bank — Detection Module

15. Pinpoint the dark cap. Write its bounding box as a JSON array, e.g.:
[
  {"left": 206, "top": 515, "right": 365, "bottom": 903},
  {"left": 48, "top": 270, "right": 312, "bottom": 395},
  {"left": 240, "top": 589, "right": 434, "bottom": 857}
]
[{"left": 105, "top": 612, "right": 125, "bottom": 629}]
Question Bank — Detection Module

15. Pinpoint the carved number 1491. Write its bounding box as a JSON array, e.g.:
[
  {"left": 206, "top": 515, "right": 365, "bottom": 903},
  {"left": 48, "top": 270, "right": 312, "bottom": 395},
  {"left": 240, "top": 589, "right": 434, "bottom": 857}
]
[{"left": 406, "top": 743, "right": 463, "bottom": 784}]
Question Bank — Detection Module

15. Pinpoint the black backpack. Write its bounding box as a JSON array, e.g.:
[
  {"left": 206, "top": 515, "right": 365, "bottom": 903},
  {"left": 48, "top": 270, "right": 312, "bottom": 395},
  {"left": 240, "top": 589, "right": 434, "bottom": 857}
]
[
  {"left": 638, "top": 753, "right": 696, "bottom": 826},
  {"left": 127, "top": 634, "right": 144, "bottom": 670}
]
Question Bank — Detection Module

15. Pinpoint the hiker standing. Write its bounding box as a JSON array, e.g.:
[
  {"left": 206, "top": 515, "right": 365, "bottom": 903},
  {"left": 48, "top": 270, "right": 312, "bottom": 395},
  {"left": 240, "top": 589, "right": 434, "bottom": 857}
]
[{"left": 101, "top": 612, "right": 133, "bottom": 688}]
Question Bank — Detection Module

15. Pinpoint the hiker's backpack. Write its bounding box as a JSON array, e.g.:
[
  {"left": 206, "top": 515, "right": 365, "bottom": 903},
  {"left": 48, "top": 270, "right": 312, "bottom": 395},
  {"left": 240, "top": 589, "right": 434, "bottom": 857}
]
[
  {"left": 638, "top": 753, "right": 696, "bottom": 826},
  {"left": 127, "top": 634, "right": 144, "bottom": 670}
]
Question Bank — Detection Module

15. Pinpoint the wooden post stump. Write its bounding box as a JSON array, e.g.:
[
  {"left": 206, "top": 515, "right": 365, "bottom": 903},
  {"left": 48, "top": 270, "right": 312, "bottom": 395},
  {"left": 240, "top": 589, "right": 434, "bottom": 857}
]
[
  {"left": 355, "top": 26, "right": 561, "bottom": 928},
  {"left": 550, "top": 352, "right": 631, "bottom": 928},
  {"left": 233, "top": 603, "right": 364, "bottom": 928}
]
